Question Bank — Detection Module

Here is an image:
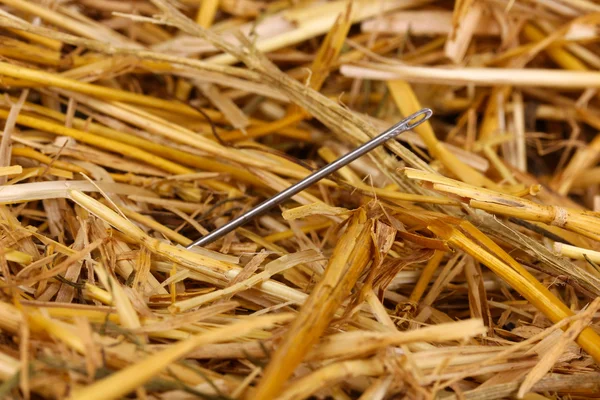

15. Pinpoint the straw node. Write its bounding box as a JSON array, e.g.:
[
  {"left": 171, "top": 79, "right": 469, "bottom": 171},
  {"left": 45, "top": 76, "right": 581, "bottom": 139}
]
[{"left": 551, "top": 206, "right": 568, "bottom": 227}]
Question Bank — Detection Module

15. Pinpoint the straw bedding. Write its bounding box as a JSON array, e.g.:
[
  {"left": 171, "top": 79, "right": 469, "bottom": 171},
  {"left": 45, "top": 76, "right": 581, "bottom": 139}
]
[{"left": 0, "top": 0, "right": 599, "bottom": 399}]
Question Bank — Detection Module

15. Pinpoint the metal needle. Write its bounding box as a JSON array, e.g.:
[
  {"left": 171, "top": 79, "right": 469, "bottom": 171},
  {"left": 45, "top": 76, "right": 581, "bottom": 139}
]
[{"left": 186, "top": 108, "right": 433, "bottom": 248}]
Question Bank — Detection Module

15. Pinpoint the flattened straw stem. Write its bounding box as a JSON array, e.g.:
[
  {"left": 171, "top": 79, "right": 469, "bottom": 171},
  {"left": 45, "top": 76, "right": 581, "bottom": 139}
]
[{"left": 187, "top": 108, "right": 433, "bottom": 248}]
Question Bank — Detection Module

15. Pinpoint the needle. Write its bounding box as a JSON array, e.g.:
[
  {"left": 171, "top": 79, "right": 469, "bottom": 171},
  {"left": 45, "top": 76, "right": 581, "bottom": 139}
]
[{"left": 186, "top": 108, "right": 433, "bottom": 248}]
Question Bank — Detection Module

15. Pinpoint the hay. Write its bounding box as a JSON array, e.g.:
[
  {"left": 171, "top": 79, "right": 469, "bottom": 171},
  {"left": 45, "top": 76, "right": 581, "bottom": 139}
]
[{"left": 0, "top": 0, "right": 599, "bottom": 399}]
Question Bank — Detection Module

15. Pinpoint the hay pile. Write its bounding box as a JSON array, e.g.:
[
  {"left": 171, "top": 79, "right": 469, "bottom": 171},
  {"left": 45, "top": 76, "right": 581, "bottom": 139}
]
[{"left": 0, "top": 0, "right": 599, "bottom": 398}]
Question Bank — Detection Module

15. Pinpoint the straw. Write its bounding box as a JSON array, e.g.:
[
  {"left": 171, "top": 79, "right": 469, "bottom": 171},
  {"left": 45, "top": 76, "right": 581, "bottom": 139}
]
[{"left": 0, "top": 0, "right": 597, "bottom": 399}]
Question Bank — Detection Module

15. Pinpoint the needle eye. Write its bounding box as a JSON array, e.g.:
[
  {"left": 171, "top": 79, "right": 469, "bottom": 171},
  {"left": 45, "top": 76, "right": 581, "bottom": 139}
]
[{"left": 404, "top": 108, "right": 433, "bottom": 130}]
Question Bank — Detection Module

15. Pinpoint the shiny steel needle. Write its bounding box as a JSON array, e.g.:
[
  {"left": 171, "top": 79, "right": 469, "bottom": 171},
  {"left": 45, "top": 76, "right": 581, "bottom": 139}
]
[{"left": 186, "top": 108, "right": 433, "bottom": 248}]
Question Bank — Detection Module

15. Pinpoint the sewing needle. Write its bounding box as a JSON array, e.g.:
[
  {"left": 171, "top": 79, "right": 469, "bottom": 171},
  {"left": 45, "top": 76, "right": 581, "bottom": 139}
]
[{"left": 186, "top": 108, "right": 433, "bottom": 248}]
